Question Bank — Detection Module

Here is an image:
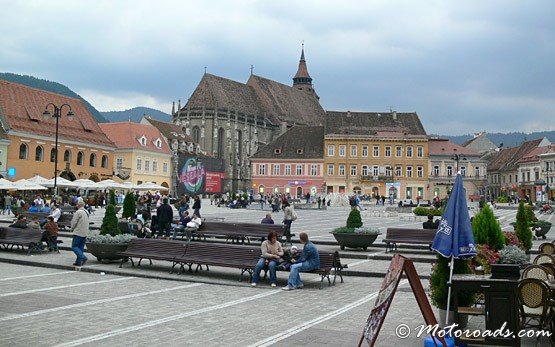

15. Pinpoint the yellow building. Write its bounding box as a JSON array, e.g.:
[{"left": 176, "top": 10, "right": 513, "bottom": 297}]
[
  {"left": 324, "top": 111, "right": 429, "bottom": 200},
  {"left": 0, "top": 80, "right": 115, "bottom": 181},
  {"left": 99, "top": 122, "right": 172, "bottom": 191}
]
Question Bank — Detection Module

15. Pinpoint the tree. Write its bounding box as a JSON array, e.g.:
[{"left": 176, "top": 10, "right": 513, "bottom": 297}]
[
  {"left": 346, "top": 208, "right": 363, "bottom": 228},
  {"left": 515, "top": 202, "right": 532, "bottom": 251},
  {"left": 430, "top": 255, "right": 474, "bottom": 309},
  {"left": 109, "top": 190, "right": 116, "bottom": 206},
  {"left": 122, "top": 191, "right": 136, "bottom": 219},
  {"left": 100, "top": 204, "right": 120, "bottom": 236},
  {"left": 472, "top": 204, "right": 504, "bottom": 251}
]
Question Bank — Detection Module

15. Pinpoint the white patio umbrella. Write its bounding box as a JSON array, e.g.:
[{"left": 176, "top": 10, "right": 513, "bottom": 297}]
[
  {"left": 73, "top": 179, "right": 99, "bottom": 190},
  {"left": 135, "top": 182, "right": 169, "bottom": 191},
  {"left": 27, "top": 175, "right": 50, "bottom": 185},
  {"left": 0, "top": 178, "right": 17, "bottom": 190},
  {"left": 95, "top": 179, "right": 126, "bottom": 190},
  {"left": 121, "top": 182, "right": 137, "bottom": 190},
  {"left": 13, "top": 179, "right": 48, "bottom": 191},
  {"left": 44, "top": 177, "right": 78, "bottom": 188}
]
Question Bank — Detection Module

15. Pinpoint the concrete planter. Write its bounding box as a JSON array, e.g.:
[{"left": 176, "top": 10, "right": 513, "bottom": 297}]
[
  {"left": 86, "top": 242, "right": 129, "bottom": 262},
  {"left": 331, "top": 232, "right": 379, "bottom": 250}
]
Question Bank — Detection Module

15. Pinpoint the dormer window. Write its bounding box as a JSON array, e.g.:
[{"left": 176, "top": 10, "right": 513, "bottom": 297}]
[
  {"left": 297, "top": 148, "right": 304, "bottom": 154},
  {"left": 274, "top": 148, "right": 282, "bottom": 154},
  {"left": 154, "top": 138, "right": 162, "bottom": 148},
  {"left": 138, "top": 136, "right": 147, "bottom": 146}
]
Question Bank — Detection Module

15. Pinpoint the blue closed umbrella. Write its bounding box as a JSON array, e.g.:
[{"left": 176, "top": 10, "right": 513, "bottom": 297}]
[{"left": 431, "top": 173, "right": 476, "bottom": 325}]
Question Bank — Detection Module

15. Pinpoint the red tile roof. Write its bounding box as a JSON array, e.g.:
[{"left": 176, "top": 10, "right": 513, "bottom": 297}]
[
  {"left": 0, "top": 79, "right": 114, "bottom": 147},
  {"left": 488, "top": 138, "right": 544, "bottom": 171},
  {"left": 428, "top": 139, "right": 479, "bottom": 156},
  {"left": 99, "top": 122, "right": 171, "bottom": 154}
]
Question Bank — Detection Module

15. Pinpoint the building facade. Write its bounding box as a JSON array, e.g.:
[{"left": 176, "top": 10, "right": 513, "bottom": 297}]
[
  {"left": 173, "top": 48, "right": 325, "bottom": 193},
  {"left": 428, "top": 138, "right": 487, "bottom": 200},
  {"left": 0, "top": 80, "right": 115, "bottom": 181},
  {"left": 99, "top": 122, "right": 172, "bottom": 190},
  {"left": 250, "top": 126, "right": 324, "bottom": 198},
  {"left": 324, "top": 111, "right": 429, "bottom": 200},
  {"left": 539, "top": 146, "right": 555, "bottom": 202}
]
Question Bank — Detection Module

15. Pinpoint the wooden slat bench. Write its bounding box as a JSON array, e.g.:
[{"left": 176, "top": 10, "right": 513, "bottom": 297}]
[
  {"left": 382, "top": 228, "right": 437, "bottom": 252},
  {"left": 173, "top": 242, "right": 260, "bottom": 280},
  {"left": 0, "top": 227, "right": 44, "bottom": 255},
  {"left": 175, "top": 221, "right": 285, "bottom": 244},
  {"left": 118, "top": 238, "right": 187, "bottom": 272}
]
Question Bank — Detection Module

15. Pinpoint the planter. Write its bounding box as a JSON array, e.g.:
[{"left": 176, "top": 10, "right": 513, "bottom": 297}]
[
  {"left": 86, "top": 242, "right": 129, "bottom": 262},
  {"left": 533, "top": 225, "right": 552, "bottom": 239},
  {"left": 439, "top": 309, "right": 468, "bottom": 328},
  {"left": 331, "top": 232, "right": 379, "bottom": 250}
]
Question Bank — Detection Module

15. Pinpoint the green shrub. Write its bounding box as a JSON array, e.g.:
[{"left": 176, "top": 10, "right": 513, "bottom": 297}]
[
  {"left": 430, "top": 255, "right": 474, "bottom": 309},
  {"left": 524, "top": 205, "right": 537, "bottom": 223},
  {"left": 515, "top": 202, "right": 532, "bottom": 251},
  {"left": 100, "top": 204, "right": 120, "bottom": 236},
  {"left": 413, "top": 206, "right": 443, "bottom": 216},
  {"left": 534, "top": 220, "right": 552, "bottom": 228},
  {"left": 122, "top": 192, "right": 136, "bottom": 219},
  {"left": 496, "top": 196, "right": 508, "bottom": 203},
  {"left": 346, "top": 208, "right": 363, "bottom": 228},
  {"left": 109, "top": 190, "right": 116, "bottom": 206},
  {"left": 472, "top": 205, "right": 505, "bottom": 251},
  {"left": 498, "top": 245, "right": 527, "bottom": 264},
  {"left": 331, "top": 226, "right": 380, "bottom": 234}
]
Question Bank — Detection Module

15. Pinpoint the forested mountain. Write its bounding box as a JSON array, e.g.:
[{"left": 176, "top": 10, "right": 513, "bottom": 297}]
[
  {"left": 0, "top": 72, "right": 108, "bottom": 123},
  {"left": 101, "top": 107, "right": 171, "bottom": 123},
  {"left": 442, "top": 131, "right": 555, "bottom": 147}
]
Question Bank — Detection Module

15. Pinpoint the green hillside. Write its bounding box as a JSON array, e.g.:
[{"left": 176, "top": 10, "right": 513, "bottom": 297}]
[
  {"left": 0, "top": 72, "right": 108, "bottom": 123},
  {"left": 102, "top": 107, "right": 171, "bottom": 123}
]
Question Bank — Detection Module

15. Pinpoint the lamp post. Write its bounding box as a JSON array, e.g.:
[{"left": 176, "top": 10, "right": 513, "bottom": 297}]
[
  {"left": 451, "top": 153, "right": 467, "bottom": 172},
  {"left": 545, "top": 161, "right": 552, "bottom": 204},
  {"left": 43, "top": 103, "right": 74, "bottom": 195},
  {"left": 194, "top": 158, "right": 202, "bottom": 195}
]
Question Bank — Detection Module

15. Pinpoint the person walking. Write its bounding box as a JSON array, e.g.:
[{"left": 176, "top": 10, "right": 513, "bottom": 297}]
[
  {"left": 70, "top": 200, "right": 90, "bottom": 266},
  {"left": 282, "top": 232, "right": 320, "bottom": 290},
  {"left": 157, "top": 198, "right": 174, "bottom": 239},
  {"left": 3, "top": 193, "right": 13, "bottom": 215},
  {"left": 192, "top": 195, "right": 201, "bottom": 218},
  {"left": 282, "top": 201, "right": 296, "bottom": 244}
]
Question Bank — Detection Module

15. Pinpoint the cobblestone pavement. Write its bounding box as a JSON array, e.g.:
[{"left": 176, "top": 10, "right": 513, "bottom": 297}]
[{"left": 0, "top": 200, "right": 552, "bottom": 346}]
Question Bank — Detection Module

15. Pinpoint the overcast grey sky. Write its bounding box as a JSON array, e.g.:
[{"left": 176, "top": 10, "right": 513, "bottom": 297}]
[{"left": 1, "top": 0, "right": 553, "bottom": 135}]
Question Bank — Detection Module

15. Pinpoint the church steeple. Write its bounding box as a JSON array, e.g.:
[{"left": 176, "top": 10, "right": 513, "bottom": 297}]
[{"left": 293, "top": 44, "right": 313, "bottom": 88}]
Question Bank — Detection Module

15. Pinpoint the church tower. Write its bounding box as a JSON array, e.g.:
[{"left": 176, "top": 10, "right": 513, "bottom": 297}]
[{"left": 292, "top": 45, "right": 316, "bottom": 96}]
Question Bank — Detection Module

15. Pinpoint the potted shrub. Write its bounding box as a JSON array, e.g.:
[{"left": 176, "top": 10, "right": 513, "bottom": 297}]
[
  {"left": 515, "top": 202, "right": 533, "bottom": 252},
  {"left": 429, "top": 255, "right": 474, "bottom": 327},
  {"left": 498, "top": 245, "right": 528, "bottom": 267},
  {"left": 532, "top": 220, "right": 552, "bottom": 239},
  {"left": 86, "top": 204, "right": 134, "bottom": 262},
  {"left": 472, "top": 204, "right": 505, "bottom": 251},
  {"left": 330, "top": 209, "right": 381, "bottom": 250},
  {"left": 122, "top": 191, "right": 137, "bottom": 219}
]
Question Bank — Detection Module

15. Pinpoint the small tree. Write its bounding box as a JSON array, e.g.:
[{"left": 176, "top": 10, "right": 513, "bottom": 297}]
[
  {"left": 472, "top": 204, "right": 505, "bottom": 251},
  {"left": 109, "top": 190, "right": 116, "bottom": 206},
  {"left": 100, "top": 204, "right": 120, "bottom": 236},
  {"left": 346, "top": 208, "right": 363, "bottom": 228},
  {"left": 524, "top": 205, "right": 537, "bottom": 224},
  {"left": 430, "top": 255, "right": 474, "bottom": 309},
  {"left": 122, "top": 191, "right": 136, "bottom": 219},
  {"left": 515, "top": 202, "right": 532, "bottom": 251}
]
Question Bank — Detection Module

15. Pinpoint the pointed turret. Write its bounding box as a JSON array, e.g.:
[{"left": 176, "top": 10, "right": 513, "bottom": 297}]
[
  {"left": 293, "top": 44, "right": 313, "bottom": 89},
  {"left": 171, "top": 101, "right": 175, "bottom": 115}
]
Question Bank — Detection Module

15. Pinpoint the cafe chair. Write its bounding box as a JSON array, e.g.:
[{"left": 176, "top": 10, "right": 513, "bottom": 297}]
[
  {"left": 521, "top": 265, "right": 550, "bottom": 281},
  {"left": 517, "top": 278, "right": 553, "bottom": 335},
  {"left": 539, "top": 243, "right": 555, "bottom": 255},
  {"left": 541, "top": 263, "right": 555, "bottom": 276},
  {"left": 533, "top": 253, "right": 555, "bottom": 265}
]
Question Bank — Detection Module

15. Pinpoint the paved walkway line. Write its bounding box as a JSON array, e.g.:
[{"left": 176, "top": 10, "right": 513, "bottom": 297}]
[
  {"left": 347, "top": 259, "right": 371, "bottom": 267},
  {"left": 0, "top": 277, "right": 134, "bottom": 298},
  {"left": 249, "top": 279, "right": 409, "bottom": 347},
  {"left": 54, "top": 290, "right": 281, "bottom": 347},
  {"left": 0, "top": 283, "right": 203, "bottom": 322},
  {"left": 0, "top": 271, "right": 74, "bottom": 282}
]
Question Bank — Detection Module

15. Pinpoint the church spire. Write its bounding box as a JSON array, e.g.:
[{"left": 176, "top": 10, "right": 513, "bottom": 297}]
[{"left": 292, "top": 43, "right": 313, "bottom": 88}]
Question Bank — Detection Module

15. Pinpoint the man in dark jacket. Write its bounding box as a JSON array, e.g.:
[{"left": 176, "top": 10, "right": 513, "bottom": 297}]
[
  {"left": 192, "top": 196, "right": 201, "bottom": 218},
  {"left": 157, "top": 198, "right": 174, "bottom": 238}
]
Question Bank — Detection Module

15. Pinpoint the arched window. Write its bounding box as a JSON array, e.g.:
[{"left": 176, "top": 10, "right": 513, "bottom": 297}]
[
  {"left": 35, "top": 146, "right": 44, "bottom": 161},
  {"left": 64, "top": 149, "right": 71, "bottom": 162},
  {"left": 296, "top": 186, "right": 303, "bottom": 198},
  {"left": 77, "top": 151, "right": 84, "bottom": 166},
  {"left": 50, "top": 148, "right": 57, "bottom": 162},
  {"left": 101, "top": 155, "right": 108, "bottom": 168},
  {"left": 192, "top": 126, "right": 200, "bottom": 144},
  {"left": 19, "top": 143, "right": 28, "bottom": 160},
  {"left": 89, "top": 153, "right": 97, "bottom": 167},
  {"left": 217, "top": 127, "right": 225, "bottom": 159}
]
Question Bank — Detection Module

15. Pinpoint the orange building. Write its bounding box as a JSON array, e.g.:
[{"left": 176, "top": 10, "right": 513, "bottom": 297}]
[{"left": 0, "top": 80, "right": 115, "bottom": 181}]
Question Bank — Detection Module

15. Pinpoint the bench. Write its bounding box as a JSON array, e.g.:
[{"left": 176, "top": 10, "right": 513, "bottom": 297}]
[
  {"left": 0, "top": 227, "right": 44, "bottom": 255},
  {"left": 57, "top": 214, "right": 73, "bottom": 230},
  {"left": 176, "top": 222, "right": 285, "bottom": 244},
  {"left": 118, "top": 238, "right": 187, "bottom": 272},
  {"left": 383, "top": 228, "right": 437, "bottom": 252}
]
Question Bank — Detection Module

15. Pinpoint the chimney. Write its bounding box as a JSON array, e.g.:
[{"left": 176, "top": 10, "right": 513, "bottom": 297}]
[{"left": 392, "top": 111, "right": 397, "bottom": 120}]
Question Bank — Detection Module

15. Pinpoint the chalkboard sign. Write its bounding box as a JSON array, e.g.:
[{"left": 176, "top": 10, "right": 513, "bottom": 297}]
[{"left": 358, "top": 254, "right": 445, "bottom": 347}]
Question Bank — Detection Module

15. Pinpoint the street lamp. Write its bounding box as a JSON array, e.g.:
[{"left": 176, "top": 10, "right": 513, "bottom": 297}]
[
  {"left": 43, "top": 103, "right": 74, "bottom": 194},
  {"left": 451, "top": 153, "right": 467, "bottom": 172},
  {"left": 545, "top": 161, "right": 552, "bottom": 204},
  {"left": 194, "top": 158, "right": 202, "bottom": 195}
]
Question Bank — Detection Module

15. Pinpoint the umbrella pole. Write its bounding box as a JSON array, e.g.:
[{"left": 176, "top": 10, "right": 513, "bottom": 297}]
[{"left": 445, "top": 256, "right": 455, "bottom": 326}]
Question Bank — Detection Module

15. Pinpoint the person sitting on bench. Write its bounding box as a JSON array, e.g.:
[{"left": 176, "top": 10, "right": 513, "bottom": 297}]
[
  {"left": 172, "top": 210, "right": 192, "bottom": 240},
  {"left": 10, "top": 215, "right": 28, "bottom": 228},
  {"left": 282, "top": 232, "right": 320, "bottom": 291},
  {"left": 422, "top": 215, "right": 439, "bottom": 229}
]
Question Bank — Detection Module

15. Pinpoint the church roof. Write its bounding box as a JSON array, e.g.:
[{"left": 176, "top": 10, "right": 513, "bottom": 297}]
[
  {"left": 324, "top": 111, "right": 427, "bottom": 137},
  {"left": 293, "top": 48, "right": 311, "bottom": 80},
  {"left": 251, "top": 126, "right": 324, "bottom": 159},
  {"left": 142, "top": 116, "right": 195, "bottom": 143},
  {"left": 0, "top": 79, "right": 114, "bottom": 148}
]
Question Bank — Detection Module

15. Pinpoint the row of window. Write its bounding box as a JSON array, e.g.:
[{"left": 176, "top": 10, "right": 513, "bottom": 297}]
[
  {"left": 115, "top": 157, "right": 169, "bottom": 174},
  {"left": 257, "top": 164, "right": 319, "bottom": 176},
  {"left": 327, "top": 164, "right": 425, "bottom": 178},
  {"left": 19, "top": 144, "right": 108, "bottom": 168},
  {"left": 327, "top": 144, "right": 424, "bottom": 158},
  {"left": 490, "top": 171, "right": 540, "bottom": 185},
  {"left": 432, "top": 165, "right": 481, "bottom": 177}
]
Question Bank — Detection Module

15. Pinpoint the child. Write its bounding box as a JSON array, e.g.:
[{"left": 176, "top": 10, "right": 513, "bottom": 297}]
[{"left": 278, "top": 245, "right": 300, "bottom": 270}]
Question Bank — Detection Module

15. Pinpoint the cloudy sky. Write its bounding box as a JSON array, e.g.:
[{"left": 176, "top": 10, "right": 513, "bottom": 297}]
[{"left": 1, "top": 0, "right": 553, "bottom": 135}]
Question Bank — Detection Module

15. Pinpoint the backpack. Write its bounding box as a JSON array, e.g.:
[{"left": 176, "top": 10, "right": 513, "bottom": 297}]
[{"left": 291, "top": 207, "right": 298, "bottom": 221}]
